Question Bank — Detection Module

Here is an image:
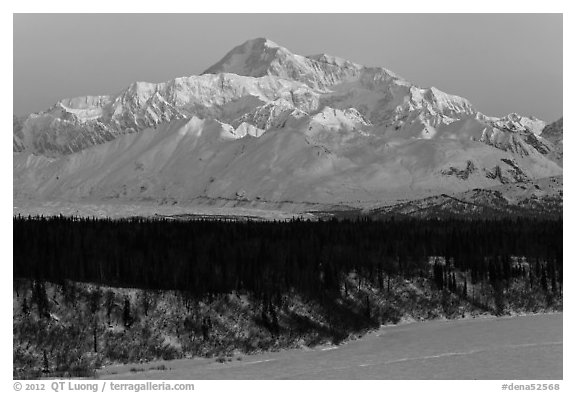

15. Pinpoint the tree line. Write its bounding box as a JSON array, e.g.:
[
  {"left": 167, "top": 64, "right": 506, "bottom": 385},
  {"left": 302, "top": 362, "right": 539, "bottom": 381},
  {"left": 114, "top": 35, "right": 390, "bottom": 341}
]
[{"left": 13, "top": 215, "right": 562, "bottom": 305}]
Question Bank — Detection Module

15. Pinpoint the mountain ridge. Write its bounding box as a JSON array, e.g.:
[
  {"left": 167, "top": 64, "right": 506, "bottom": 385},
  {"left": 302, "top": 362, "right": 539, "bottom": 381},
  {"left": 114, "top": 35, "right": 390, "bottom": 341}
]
[{"left": 13, "top": 38, "right": 563, "bottom": 216}]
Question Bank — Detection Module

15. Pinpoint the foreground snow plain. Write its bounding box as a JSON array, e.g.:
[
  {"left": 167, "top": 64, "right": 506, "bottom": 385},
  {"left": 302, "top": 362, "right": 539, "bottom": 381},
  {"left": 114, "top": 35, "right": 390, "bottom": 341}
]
[{"left": 99, "top": 313, "right": 562, "bottom": 380}]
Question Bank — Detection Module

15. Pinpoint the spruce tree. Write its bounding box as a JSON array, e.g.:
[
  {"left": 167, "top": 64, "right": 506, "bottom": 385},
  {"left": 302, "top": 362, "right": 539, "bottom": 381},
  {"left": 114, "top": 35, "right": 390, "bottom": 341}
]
[{"left": 123, "top": 297, "right": 132, "bottom": 328}]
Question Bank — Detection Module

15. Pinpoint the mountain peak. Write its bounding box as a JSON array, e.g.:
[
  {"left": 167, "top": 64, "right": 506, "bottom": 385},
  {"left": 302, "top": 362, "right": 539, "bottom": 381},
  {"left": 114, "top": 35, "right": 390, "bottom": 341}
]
[
  {"left": 202, "top": 37, "right": 290, "bottom": 77},
  {"left": 248, "top": 37, "right": 281, "bottom": 48},
  {"left": 203, "top": 38, "right": 365, "bottom": 90},
  {"left": 230, "top": 37, "right": 284, "bottom": 53}
]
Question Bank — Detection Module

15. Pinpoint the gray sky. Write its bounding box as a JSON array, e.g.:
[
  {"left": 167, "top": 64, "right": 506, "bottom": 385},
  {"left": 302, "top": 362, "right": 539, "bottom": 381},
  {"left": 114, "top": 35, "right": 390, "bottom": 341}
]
[{"left": 13, "top": 14, "right": 562, "bottom": 122}]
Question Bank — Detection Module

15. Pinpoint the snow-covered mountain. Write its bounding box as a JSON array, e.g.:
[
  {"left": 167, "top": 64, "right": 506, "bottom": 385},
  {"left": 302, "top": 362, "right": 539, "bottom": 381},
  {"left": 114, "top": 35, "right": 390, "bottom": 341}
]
[
  {"left": 203, "top": 38, "right": 365, "bottom": 90},
  {"left": 539, "top": 118, "right": 563, "bottom": 164},
  {"left": 15, "top": 74, "right": 319, "bottom": 156},
  {"left": 13, "top": 38, "right": 563, "bottom": 215},
  {"left": 367, "top": 175, "right": 562, "bottom": 220}
]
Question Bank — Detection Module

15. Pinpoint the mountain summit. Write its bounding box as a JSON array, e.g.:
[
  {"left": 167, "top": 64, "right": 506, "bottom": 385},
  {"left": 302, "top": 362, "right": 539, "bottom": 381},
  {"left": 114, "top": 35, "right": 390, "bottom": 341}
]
[
  {"left": 203, "top": 37, "right": 365, "bottom": 90},
  {"left": 13, "top": 38, "right": 562, "bottom": 215},
  {"left": 203, "top": 38, "right": 288, "bottom": 77}
]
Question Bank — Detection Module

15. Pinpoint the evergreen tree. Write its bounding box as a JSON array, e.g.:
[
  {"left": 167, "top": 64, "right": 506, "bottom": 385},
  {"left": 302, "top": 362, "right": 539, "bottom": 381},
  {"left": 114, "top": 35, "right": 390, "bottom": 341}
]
[
  {"left": 32, "top": 281, "right": 50, "bottom": 319},
  {"left": 540, "top": 265, "right": 548, "bottom": 293},
  {"left": 123, "top": 297, "right": 132, "bottom": 328},
  {"left": 21, "top": 297, "right": 29, "bottom": 316}
]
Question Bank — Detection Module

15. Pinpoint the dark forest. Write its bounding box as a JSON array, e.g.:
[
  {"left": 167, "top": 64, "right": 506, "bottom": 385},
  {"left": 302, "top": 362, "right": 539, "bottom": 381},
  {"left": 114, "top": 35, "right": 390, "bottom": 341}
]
[
  {"left": 13, "top": 216, "right": 562, "bottom": 378},
  {"left": 14, "top": 216, "right": 562, "bottom": 297}
]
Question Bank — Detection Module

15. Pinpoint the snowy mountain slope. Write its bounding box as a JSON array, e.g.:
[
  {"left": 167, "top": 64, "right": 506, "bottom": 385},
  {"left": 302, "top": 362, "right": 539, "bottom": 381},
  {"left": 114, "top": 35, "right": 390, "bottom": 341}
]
[
  {"left": 230, "top": 98, "right": 308, "bottom": 131},
  {"left": 367, "top": 175, "right": 562, "bottom": 219},
  {"left": 13, "top": 115, "right": 26, "bottom": 152},
  {"left": 202, "top": 38, "right": 552, "bottom": 159},
  {"left": 15, "top": 38, "right": 552, "bottom": 159},
  {"left": 15, "top": 38, "right": 553, "bottom": 159},
  {"left": 16, "top": 73, "right": 320, "bottom": 156},
  {"left": 539, "top": 118, "right": 563, "bottom": 164},
  {"left": 541, "top": 118, "right": 563, "bottom": 145},
  {"left": 14, "top": 113, "right": 562, "bottom": 209},
  {"left": 13, "top": 38, "right": 562, "bottom": 213}
]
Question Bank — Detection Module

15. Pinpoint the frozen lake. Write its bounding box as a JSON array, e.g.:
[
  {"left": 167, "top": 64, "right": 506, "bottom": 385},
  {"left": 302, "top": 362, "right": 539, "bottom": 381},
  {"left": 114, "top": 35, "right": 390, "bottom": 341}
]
[{"left": 100, "top": 313, "right": 562, "bottom": 380}]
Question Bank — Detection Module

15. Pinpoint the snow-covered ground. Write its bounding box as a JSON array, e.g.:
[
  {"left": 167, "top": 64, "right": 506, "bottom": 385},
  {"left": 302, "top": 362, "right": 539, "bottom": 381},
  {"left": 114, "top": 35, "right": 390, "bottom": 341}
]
[
  {"left": 13, "top": 199, "right": 315, "bottom": 220},
  {"left": 99, "top": 313, "right": 562, "bottom": 380}
]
